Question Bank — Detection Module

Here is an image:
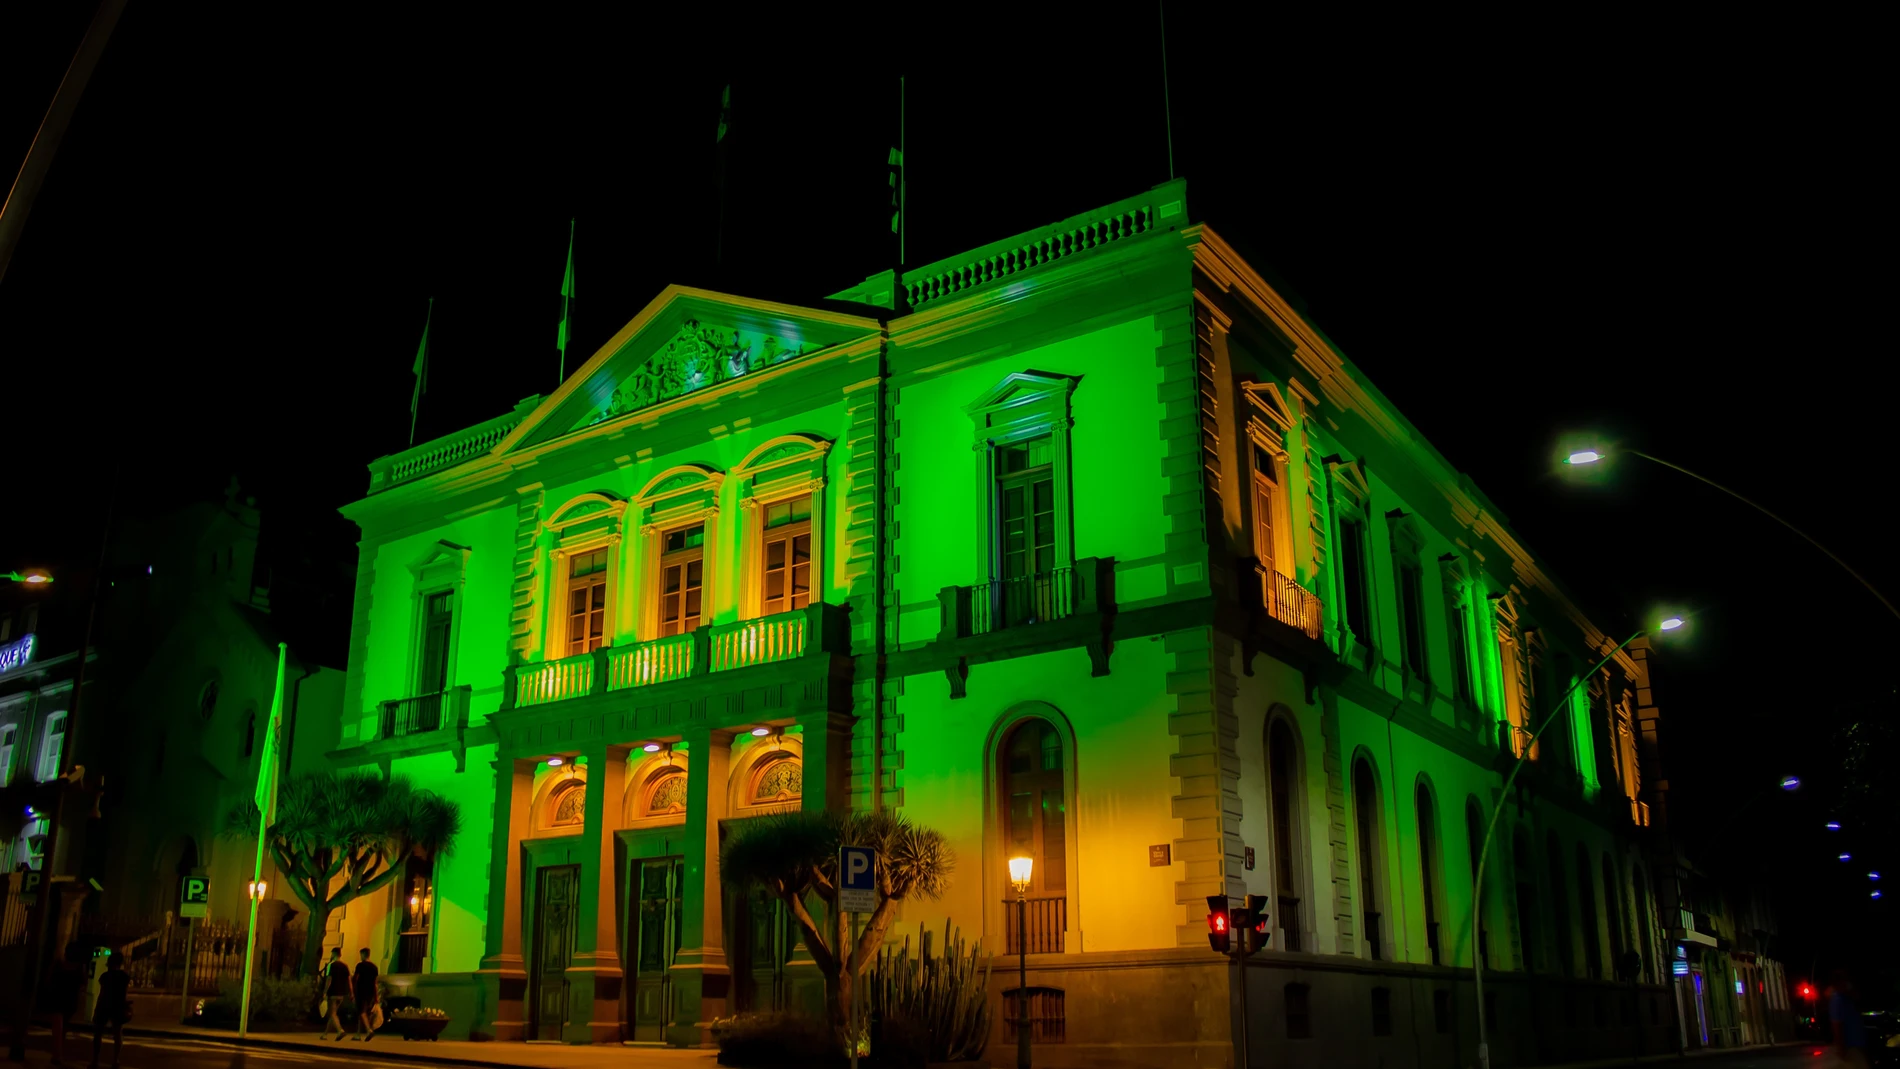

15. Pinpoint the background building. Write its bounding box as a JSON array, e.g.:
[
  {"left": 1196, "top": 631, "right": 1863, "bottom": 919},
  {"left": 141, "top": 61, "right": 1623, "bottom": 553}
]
[{"left": 318, "top": 181, "right": 1783, "bottom": 1066}]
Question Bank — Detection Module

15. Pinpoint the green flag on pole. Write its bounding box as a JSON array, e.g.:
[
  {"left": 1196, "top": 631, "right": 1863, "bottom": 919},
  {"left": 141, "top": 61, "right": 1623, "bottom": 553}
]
[
  {"left": 254, "top": 643, "right": 287, "bottom": 821},
  {"left": 408, "top": 298, "right": 432, "bottom": 447},
  {"left": 557, "top": 219, "right": 576, "bottom": 382}
]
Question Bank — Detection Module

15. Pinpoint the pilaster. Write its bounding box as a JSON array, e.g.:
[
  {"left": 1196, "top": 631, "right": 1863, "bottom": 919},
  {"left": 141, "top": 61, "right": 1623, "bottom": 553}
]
[
  {"left": 1167, "top": 626, "right": 1244, "bottom": 945},
  {"left": 563, "top": 742, "right": 624, "bottom": 1043},
  {"left": 476, "top": 757, "right": 533, "bottom": 1041},
  {"left": 1318, "top": 687, "right": 1357, "bottom": 953},
  {"left": 666, "top": 723, "right": 731, "bottom": 1047}
]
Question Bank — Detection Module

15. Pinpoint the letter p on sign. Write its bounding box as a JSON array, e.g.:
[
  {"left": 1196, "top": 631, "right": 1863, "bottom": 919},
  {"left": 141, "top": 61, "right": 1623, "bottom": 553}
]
[{"left": 837, "top": 845, "right": 876, "bottom": 915}]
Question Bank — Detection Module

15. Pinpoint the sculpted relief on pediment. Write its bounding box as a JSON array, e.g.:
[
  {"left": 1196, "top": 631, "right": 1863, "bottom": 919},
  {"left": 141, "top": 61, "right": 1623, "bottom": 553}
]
[{"left": 577, "top": 319, "right": 807, "bottom": 430}]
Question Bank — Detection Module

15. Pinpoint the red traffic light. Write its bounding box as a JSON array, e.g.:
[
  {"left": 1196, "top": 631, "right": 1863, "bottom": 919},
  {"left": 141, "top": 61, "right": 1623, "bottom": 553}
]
[
  {"left": 1798, "top": 983, "right": 1815, "bottom": 999},
  {"left": 1210, "top": 912, "right": 1228, "bottom": 933},
  {"left": 1205, "top": 894, "right": 1231, "bottom": 953}
]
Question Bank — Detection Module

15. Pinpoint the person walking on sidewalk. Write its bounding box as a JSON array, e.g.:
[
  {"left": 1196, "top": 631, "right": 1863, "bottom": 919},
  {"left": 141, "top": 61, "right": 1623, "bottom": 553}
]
[
  {"left": 319, "top": 948, "right": 352, "bottom": 1040},
  {"left": 89, "top": 952, "right": 130, "bottom": 1069},
  {"left": 351, "top": 948, "right": 381, "bottom": 1041},
  {"left": 1828, "top": 969, "right": 1870, "bottom": 1068}
]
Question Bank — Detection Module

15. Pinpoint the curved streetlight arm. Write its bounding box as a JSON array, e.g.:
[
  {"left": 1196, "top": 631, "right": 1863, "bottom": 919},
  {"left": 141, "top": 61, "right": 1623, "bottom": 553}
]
[
  {"left": 1472, "top": 627, "right": 1647, "bottom": 1069},
  {"left": 1627, "top": 450, "right": 1900, "bottom": 624}
]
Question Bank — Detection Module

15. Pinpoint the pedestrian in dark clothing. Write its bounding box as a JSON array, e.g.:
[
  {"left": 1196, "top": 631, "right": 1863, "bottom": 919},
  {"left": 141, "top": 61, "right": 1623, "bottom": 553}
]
[
  {"left": 320, "top": 948, "right": 352, "bottom": 1040},
  {"left": 89, "top": 953, "right": 130, "bottom": 1068},
  {"left": 1828, "top": 969, "right": 1870, "bottom": 1068},
  {"left": 351, "top": 948, "right": 381, "bottom": 1041}
]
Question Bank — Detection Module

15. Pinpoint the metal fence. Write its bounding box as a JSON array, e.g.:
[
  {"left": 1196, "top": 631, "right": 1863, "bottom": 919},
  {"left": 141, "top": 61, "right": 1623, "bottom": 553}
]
[{"left": 80, "top": 915, "right": 308, "bottom": 991}]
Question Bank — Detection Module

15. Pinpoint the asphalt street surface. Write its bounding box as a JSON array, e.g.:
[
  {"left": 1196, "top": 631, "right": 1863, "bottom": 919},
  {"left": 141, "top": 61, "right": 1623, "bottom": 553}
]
[
  {"left": 13, "top": 1029, "right": 1841, "bottom": 1067},
  {"left": 18, "top": 1031, "right": 469, "bottom": 1068}
]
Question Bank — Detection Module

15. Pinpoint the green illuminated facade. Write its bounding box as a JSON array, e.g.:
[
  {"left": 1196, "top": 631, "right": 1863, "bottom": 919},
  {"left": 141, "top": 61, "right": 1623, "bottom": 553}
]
[{"left": 324, "top": 181, "right": 1771, "bottom": 1064}]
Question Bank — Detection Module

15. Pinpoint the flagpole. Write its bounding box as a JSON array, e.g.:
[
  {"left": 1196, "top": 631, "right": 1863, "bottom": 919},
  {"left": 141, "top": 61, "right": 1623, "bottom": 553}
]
[
  {"left": 558, "top": 218, "right": 575, "bottom": 386},
  {"left": 408, "top": 297, "right": 433, "bottom": 448},
  {"left": 898, "top": 76, "right": 906, "bottom": 268},
  {"left": 238, "top": 642, "right": 287, "bottom": 1039},
  {"left": 1159, "top": 0, "right": 1176, "bottom": 181}
]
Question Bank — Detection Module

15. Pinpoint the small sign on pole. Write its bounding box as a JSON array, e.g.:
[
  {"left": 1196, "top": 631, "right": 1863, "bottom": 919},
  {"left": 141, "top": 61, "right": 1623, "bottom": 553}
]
[
  {"left": 18, "top": 870, "right": 41, "bottom": 906},
  {"left": 180, "top": 876, "right": 210, "bottom": 919},
  {"left": 838, "top": 846, "right": 876, "bottom": 915}
]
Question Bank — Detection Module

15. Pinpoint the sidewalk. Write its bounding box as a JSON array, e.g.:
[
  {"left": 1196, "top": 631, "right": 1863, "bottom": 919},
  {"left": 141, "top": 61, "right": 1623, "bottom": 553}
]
[
  {"left": 124, "top": 1022, "right": 720, "bottom": 1068},
  {"left": 1541, "top": 1039, "right": 1815, "bottom": 1069}
]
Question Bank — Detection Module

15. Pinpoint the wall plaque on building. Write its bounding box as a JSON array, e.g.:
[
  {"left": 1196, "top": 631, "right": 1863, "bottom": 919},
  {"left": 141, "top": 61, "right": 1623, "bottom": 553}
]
[{"left": 1148, "top": 844, "right": 1171, "bottom": 867}]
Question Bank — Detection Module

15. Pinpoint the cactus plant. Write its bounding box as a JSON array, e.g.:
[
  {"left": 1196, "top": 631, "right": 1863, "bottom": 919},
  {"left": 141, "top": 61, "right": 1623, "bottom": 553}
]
[{"left": 869, "top": 919, "right": 993, "bottom": 1062}]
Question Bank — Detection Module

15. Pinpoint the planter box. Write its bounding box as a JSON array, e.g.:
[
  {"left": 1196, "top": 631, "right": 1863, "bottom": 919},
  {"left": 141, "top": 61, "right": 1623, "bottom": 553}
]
[{"left": 388, "top": 1017, "right": 451, "bottom": 1041}]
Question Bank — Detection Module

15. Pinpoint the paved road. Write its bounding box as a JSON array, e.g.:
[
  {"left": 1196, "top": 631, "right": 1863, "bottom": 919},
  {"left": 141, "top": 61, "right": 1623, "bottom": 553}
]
[
  {"left": 19, "top": 1031, "right": 446, "bottom": 1068},
  {"left": 14, "top": 1029, "right": 1841, "bottom": 1068}
]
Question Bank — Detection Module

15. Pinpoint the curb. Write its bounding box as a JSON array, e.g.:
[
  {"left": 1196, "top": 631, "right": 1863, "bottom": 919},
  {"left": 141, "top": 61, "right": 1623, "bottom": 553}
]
[
  {"left": 1540, "top": 1039, "right": 1812, "bottom": 1069},
  {"left": 122, "top": 1026, "right": 535, "bottom": 1069}
]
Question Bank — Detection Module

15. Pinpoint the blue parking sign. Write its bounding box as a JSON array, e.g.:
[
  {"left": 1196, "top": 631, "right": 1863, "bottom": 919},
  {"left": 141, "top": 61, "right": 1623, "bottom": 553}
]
[{"left": 838, "top": 845, "right": 876, "bottom": 914}]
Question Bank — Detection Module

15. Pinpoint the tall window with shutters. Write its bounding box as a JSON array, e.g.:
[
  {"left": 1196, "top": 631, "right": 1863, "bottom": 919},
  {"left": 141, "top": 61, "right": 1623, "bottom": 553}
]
[
  {"left": 565, "top": 549, "right": 609, "bottom": 656},
  {"left": 1351, "top": 757, "right": 1386, "bottom": 960},
  {"left": 1000, "top": 718, "right": 1067, "bottom": 954},
  {"left": 37, "top": 711, "right": 66, "bottom": 782},
  {"left": 419, "top": 591, "right": 454, "bottom": 695},
  {"left": 1266, "top": 719, "right": 1305, "bottom": 952},
  {"left": 759, "top": 497, "right": 812, "bottom": 616},
  {"left": 658, "top": 524, "right": 705, "bottom": 636},
  {"left": 0, "top": 725, "right": 15, "bottom": 784},
  {"left": 996, "top": 436, "right": 1056, "bottom": 582},
  {"left": 1336, "top": 519, "right": 1372, "bottom": 644},
  {"left": 1252, "top": 446, "right": 1292, "bottom": 579}
]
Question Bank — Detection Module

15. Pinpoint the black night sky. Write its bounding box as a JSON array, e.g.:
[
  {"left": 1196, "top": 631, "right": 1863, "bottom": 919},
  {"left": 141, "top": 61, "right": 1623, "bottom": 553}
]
[{"left": 4, "top": 3, "right": 1891, "bottom": 994}]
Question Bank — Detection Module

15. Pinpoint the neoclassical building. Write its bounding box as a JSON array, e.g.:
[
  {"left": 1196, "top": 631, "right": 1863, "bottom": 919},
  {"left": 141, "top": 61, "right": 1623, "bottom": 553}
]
[{"left": 321, "top": 180, "right": 1765, "bottom": 1066}]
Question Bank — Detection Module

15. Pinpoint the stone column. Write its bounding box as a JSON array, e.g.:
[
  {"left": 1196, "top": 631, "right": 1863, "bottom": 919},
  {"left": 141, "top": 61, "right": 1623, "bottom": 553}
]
[
  {"left": 564, "top": 742, "right": 624, "bottom": 1042},
  {"left": 477, "top": 757, "right": 533, "bottom": 1042},
  {"left": 667, "top": 724, "right": 731, "bottom": 1047},
  {"left": 784, "top": 704, "right": 852, "bottom": 1015}
]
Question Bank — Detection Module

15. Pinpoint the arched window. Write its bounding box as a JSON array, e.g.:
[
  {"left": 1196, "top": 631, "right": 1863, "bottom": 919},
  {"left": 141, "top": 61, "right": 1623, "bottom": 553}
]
[
  {"left": 550, "top": 783, "right": 586, "bottom": 828},
  {"left": 1000, "top": 717, "right": 1067, "bottom": 954},
  {"left": 1576, "top": 844, "right": 1602, "bottom": 979},
  {"left": 1415, "top": 780, "right": 1444, "bottom": 965},
  {"left": 1633, "top": 864, "right": 1656, "bottom": 982},
  {"left": 1512, "top": 828, "right": 1539, "bottom": 972},
  {"left": 1266, "top": 718, "right": 1306, "bottom": 952},
  {"left": 1465, "top": 798, "right": 1490, "bottom": 967},
  {"left": 647, "top": 770, "right": 688, "bottom": 817},
  {"left": 1602, "top": 856, "right": 1626, "bottom": 973},
  {"left": 1350, "top": 756, "right": 1386, "bottom": 961},
  {"left": 1546, "top": 834, "right": 1573, "bottom": 977}
]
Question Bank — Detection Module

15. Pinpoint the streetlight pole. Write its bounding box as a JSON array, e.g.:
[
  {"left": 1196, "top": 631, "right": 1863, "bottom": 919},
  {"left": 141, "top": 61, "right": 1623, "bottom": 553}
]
[
  {"left": 1471, "top": 621, "right": 1678, "bottom": 1069},
  {"left": 1008, "top": 856, "right": 1033, "bottom": 1069},
  {"left": 1567, "top": 448, "right": 1900, "bottom": 623}
]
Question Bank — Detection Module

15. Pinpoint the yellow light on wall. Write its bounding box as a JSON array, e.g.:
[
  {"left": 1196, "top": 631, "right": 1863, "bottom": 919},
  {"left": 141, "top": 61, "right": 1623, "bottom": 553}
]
[
  {"left": 1008, "top": 855, "right": 1033, "bottom": 894},
  {"left": 248, "top": 880, "right": 268, "bottom": 899}
]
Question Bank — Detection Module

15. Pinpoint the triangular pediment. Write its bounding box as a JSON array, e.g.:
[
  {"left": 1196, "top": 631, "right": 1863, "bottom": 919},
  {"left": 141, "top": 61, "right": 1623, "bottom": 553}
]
[
  {"left": 500, "top": 287, "right": 882, "bottom": 453},
  {"left": 1240, "top": 379, "right": 1297, "bottom": 432}
]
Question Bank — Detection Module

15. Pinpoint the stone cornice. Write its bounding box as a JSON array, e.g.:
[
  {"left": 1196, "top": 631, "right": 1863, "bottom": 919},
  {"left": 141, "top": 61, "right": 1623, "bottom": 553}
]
[{"left": 1189, "top": 225, "right": 1633, "bottom": 676}]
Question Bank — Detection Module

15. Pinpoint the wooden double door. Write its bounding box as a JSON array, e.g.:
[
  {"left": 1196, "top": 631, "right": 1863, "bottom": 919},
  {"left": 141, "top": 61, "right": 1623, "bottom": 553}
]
[
  {"left": 529, "top": 865, "right": 581, "bottom": 1042},
  {"left": 627, "top": 856, "right": 686, "bottom": 1043},
  {"left": 728, "top": 884, "right": 796, "bottom": 1013}
]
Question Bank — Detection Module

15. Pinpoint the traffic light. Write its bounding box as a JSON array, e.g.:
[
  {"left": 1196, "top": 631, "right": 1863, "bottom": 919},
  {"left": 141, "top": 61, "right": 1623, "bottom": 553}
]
[
  {"left": 1242, "top": 894, "right": 1269, "bottom": 956},
  {"left": 1206, "top": 894, "right": 1230, "bottom": 953}
]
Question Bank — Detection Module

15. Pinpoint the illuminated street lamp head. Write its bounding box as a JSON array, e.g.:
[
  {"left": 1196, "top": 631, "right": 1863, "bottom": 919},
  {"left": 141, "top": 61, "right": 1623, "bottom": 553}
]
[
  {"left": 750, "top": 727, "right": 771, "bottom": 737},
  {"left": 1874, "top": 891, "right": 1884, "bottom": 900},
  {"left": 643, "top": 743, "right": 662, "bottom": 753},
  {"left": 4, "top": 570, "right": 52, "bottom": 585},
  {"left": 1565, "top": 450, "right": 1604, "bottom": 465},
  {"left": 1827, "top": 821, "right": 1842, "bottom": 830},
  {"left": 1659, "top": 617, "right": 1685, "bottom": 631},
  {"left": 1779, "top": 775, "right": 1801, "bottom": 791},
  {"left": 1007, "top": 855, "right": 1033, "bottom": 894},
  {"left": 546, "top": 757, "right": 564, "bottom": 767},
  {"left": 1840, "top": 853, "right": 1852, "bottom": 861},
  {"left": 1871, "top": 873, "right": 1882, "bottom": 881}
]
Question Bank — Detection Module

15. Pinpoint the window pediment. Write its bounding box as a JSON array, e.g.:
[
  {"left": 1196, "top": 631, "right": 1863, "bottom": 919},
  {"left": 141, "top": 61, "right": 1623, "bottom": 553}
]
[
  {"left": 1240, "top": 380, "right": 1297, "bottom": 433},
  {"left": 1326, "top": 457, "right": 1370, "bottom": 511},
  {"left": 545, "top": 493, "right": 628, "bottom": 545},
  {"left": 634, "top": 464, "right": 724, "bottom": 521},
  {"left": 966, "top": 371, "right": 1080, "bottom": 442}
]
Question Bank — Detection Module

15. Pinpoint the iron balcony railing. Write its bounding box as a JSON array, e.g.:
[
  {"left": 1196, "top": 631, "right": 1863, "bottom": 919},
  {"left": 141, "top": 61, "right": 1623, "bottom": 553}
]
[
  {"left": 1004, "top": 895, "right": 1067, "bottom": 955},
  {"left": 1255, "top": 563, "right": 1323, "bottom": 641},
  {"left": 938, "top": 558, "right": 1113, "bottom": 641},
  {"left": 501, "top": 602, "right": 848, "bottom": 711},
  {"left": 379, "top": 686, "right": 470, "bottom": 740}
]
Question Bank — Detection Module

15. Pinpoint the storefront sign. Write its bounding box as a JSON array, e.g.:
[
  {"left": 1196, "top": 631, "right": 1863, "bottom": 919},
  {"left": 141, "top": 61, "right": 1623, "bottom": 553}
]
[{"left": 0, "top": 633, "right": 34, "bottom": 673}]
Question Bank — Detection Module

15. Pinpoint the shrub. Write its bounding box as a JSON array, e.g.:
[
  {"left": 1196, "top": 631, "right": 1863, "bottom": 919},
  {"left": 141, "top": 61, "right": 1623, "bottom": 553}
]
[
  {"left": 712, "top": 1011, "right": 840, "bottom": 1067},
  {"left": 195, "top": 976, "right": 314, "bottom": 1030}
]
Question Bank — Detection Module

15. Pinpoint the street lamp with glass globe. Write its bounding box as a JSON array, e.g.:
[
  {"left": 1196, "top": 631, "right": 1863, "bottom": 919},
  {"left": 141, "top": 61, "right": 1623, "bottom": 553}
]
[{"left": 1008, "top": 855, "right": 1033, "bottom": 1069}]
